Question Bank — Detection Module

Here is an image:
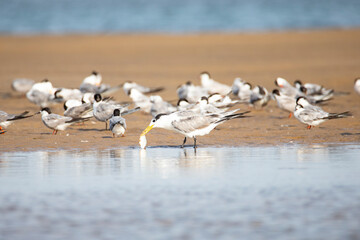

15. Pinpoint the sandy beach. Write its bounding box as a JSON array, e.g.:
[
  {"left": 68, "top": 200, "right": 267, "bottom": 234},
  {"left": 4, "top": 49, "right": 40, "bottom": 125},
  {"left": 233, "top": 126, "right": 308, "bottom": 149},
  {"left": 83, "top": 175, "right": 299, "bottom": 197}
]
[{"left": 0, "top": 29, "right": 359, "bottom": 151}]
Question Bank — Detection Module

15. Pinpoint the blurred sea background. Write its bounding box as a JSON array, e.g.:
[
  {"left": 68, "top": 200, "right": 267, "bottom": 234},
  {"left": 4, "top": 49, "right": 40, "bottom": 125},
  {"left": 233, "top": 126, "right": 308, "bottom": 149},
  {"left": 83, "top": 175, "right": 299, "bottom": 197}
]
[{"left": 1, "top": 0, "right": 360, "bottom": 35}]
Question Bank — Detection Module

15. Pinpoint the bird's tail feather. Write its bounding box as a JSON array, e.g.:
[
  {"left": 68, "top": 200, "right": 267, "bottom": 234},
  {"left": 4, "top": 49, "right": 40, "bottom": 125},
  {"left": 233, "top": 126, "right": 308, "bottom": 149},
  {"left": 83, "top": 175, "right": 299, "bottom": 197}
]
[
  {"left": 147, "top": 87, "right": 165, "bottom": 94},
  {"left": 65, "top": 117, "right": 92, "bottom": 124},
  {"left": 9, "top": 111, "right": 35, "bottom": 121},
  {"left": 121, "top": 107, "right": 141, "bottom": 116},
  {"left": 215, "top": 111, "right": 251, "bottom": 124},
  {"left": 324, "top": 111, "right": 351, "bottom": 120}
]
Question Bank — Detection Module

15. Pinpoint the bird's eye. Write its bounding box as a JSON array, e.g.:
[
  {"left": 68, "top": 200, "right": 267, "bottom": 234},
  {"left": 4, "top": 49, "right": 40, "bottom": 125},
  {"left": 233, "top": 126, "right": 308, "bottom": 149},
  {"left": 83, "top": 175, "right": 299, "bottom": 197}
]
[{"left": 152, "top": 120, "right": 155, "bottom": 123}]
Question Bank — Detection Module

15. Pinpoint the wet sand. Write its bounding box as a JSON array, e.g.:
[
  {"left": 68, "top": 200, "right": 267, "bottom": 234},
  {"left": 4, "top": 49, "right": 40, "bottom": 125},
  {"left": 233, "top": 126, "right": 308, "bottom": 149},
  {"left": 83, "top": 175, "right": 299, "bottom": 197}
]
[{"left": 0, "top": 29, "right": 359, "bottom": 151}]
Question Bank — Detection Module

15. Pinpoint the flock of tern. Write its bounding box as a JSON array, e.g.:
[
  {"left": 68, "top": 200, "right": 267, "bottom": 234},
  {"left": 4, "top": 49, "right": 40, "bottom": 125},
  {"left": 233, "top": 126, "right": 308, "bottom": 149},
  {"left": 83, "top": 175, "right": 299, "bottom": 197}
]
[{"left": 1, "top": 71, "right": 359, "bottom": 148}]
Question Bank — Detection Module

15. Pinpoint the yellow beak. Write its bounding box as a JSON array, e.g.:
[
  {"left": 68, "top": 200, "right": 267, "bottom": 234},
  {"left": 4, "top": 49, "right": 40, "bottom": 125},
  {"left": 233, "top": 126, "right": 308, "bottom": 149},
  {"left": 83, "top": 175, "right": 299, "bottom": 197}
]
[{"left": 140, "top": 125, "right": 154, "bottom": 136}]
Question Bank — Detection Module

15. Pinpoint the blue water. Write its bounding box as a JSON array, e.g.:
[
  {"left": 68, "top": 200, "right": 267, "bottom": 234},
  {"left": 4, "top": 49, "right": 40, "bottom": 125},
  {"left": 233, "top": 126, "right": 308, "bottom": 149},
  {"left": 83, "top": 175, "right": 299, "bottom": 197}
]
[
  {"left": 0, "top": 0, "right": 360, "bottom": 34},
  {"left": 0, "top": 145, "right": 360, "bottom": 239}
]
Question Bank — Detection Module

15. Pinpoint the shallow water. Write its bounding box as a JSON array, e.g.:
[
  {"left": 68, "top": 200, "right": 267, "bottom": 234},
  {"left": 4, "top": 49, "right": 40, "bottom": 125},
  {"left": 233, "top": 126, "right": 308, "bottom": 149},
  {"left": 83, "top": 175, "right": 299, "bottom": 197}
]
[
  {"left": 0, "top": 145, "right": 360, "bottom": 240},
  {"left": 1, "top": 0, "right": 360, "bottom": 34}
]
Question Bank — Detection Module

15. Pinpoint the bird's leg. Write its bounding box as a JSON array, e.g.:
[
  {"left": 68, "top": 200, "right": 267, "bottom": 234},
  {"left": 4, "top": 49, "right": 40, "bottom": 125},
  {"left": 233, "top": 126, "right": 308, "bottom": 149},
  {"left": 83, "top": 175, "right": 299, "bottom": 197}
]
[
  {"left": 52, "top": 129, "right": 56, "bottom": 135},
  {"left": 113, "top": 133, "right": 115, "bottom": 138},
  {"left": 0, "top": 126, "right": 2, "bottom": 130},
  {"left": 288, "top": 113, "right": 292, "bottom": 118},
  {"left": 55, "top": 130, "right": 58, "bottom": 135},
  {"left": 105, "top": 121, "right": 108, "bottom": 130},
  {"left": 307, "top": 125, "right": 312, "bottom": 130},
  {"left": 193, "top": 137, "right": 197, "bottom": 149},
  {"left": 181, "top": 137, "right": 187, "bottom": 148}
]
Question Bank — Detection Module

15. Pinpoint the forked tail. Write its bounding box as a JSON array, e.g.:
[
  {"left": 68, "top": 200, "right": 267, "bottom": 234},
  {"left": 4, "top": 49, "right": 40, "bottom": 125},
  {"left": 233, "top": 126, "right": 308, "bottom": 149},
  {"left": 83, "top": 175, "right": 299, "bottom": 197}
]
[
  {"left": 324, "top": 111, "right": 352, "bottom": 120},
  {"left": 215, "top": 111, "right": 251, "bottom": 124}
]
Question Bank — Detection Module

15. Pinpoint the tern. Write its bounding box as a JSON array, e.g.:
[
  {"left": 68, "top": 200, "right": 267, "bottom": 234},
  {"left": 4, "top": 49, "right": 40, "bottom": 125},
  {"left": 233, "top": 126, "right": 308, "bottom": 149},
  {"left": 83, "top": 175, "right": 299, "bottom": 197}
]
[
  {"left": 140, "top": 109, "right": 250, "bottom": 148},
  {"left": 250, "top": 85, "right": 271, "bottom": 108},
  {"left": 150, "top": 95, "right": 177, "bottom": 117},
  {"left": 294, "top": 80, "right": 333, "bottom": 100},
  {"left": 26, "top": 79, "right": 60, "bottom": 108},
  {"left": 294, "top": 101, "right": 351, "bottom": 129},
  {"left": 200, "top": 72, "right": 231, "bottom": 95},
  {"left": 123, "top": 81, "right": 164, "bottom": 95},
  {"left": 93, "top": 93, "right": 138, "bottom": 129},
  {"left": 109, "top": 109, "right": 127, "bottom": 137},
  {"left": 54, "top": 88, "right": 83, "bottom": 101},
  {"left": 63, "top": 101, "right": 93, "bottom": 119},
  {"left": 275, "top": 77, "right": 304, "bottom": 98},
  {"left": 272, "top": 89, "right": 296, "bottom": 117},
  {"left": 208, "top": 93, "right": 241, "bottom": 109},
  {"left": 11, "top": 78, "right": 35, "bottom": 94},
  {"left": 0, "top": 110, "right": 35, "bottom": 131},
  {"left": 40, "top": 108, "right": 86, "bottom": 135},
  {"left": 232, "top": 78, "right": 253, "bottom": 102},
  {"left": 354, "top": 78, "right": 360, "bottom": 95},
  {"left": 127, "top": 88, "right": 152, "bottom": 113},
  {"left": 177, "top": 81, "right": 208, "bottom": 103}
]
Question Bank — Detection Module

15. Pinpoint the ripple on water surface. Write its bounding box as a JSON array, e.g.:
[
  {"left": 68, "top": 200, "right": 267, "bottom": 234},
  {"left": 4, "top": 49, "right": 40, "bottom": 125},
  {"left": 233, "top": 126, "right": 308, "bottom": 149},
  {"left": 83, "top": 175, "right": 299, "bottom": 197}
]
[{"left": 0, "top": 145, "right": 359, "bottom": 240}]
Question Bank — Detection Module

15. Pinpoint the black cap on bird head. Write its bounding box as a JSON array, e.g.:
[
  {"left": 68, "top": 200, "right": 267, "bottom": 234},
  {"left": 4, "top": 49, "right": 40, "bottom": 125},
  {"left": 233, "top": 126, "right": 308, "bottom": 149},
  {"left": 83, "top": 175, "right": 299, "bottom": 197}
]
[
  {"left": 258, "top": 86, "right": 265, "bottom": 95},
  {"left": 200, "top": 71, "right": 211, "bottom": 78},
  {"left": 54, "top": 89, "right": 62, "bottom": 99},
  {"left": 94, "top": 93, "right": 102, "bottom": 102},
  {"left": 177, "top": 98, "right": 189, "bottom": 106},
  {"left": 294, "top": 80, "right": 302, "bottom": 86},
  {"left": 300, "top": 86, "right": 307, "bottom": 94},
  {"left": 200, "top": 96, "right": 209, "bottom": 103},
  {"left": 296, "top": 96, "right": 306, "bottom": 104},
  {"left": 272, "top": 89, "right": 280, "bottom": 96},
  {"left": 41, "top": 107, "right": 52, "bottom": 114},
  {"left": 41, "top": 79, "right": 49, "bottom": 83},
  {"left": 92, "top": 71, "right": 98, "bottom": 76},
  {"left": 113, "top": 109, "right": 121, "bottom": 116}
]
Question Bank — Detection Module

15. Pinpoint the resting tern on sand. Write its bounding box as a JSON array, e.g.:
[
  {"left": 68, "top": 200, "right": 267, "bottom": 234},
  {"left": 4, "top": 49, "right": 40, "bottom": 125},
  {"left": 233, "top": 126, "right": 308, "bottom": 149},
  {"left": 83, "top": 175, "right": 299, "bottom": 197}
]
[
  {"left": 354, "top": 78, "right": 360, "bottom": 95},
  {"left": 294, "top": 98, "right": 351, "bottom": 129},
  {"left": 54, "top": 88, "right": 83, "bottom": 101},
  {"left": 149, "top": 95, "right": 177, "bottom": 117},
  {"left": 128, "top": 88, "right": 152, "bottom": 113},
  {"left": 294, "top": 80, "right": 333, "bottom": 100},
  {"left": 11, "top": 78, "right": 35, "bottom": 94},
  {"left": 249, "top": 85, "right": 271, "bottom": 108},
  {"left": 200, "top": 72, "right": 231, "bottom": 95},
  {"left": 63, "top": 101, "right": 93, "bottom": 119},
  {"left": 109, "top": 109, "right": 127, "bottom": 137},
  {"left": 207, "top": 93, "right": 241, "bottom": 109},
  {"left": 275, "top": 77, "right": 304, "bottom": 98},
  {"left": 40, "top": 108, "right": 87, "bottom": 135},
  {"left": 275, "top": 77, "right": 329, "bottom": 104},
  {"left": 177, "top": 81, "right": 208, "bottom": 103},
  {"left": 272, "top": 89, "right": 296, "bottom": 118},
  {"left": 140, "top": 109, "right": 250, "bottom": 148},
  {"left": 231, "top": 78, "right": 253, "bottom": 102},
  {"left": 79, "top": 71, "right": 121, "bottom": 95},
  {"left": 93, "top": 94, "right": 139, "bottom": 129},
  {"left": 123, "top": 81, "right": 164, "bottom": 95},
  {"left": 0, "top": 110, "right": 35, "bottom": 131},
  {"left": 26, "top": 79, "right": 61, "bottom": 108}
]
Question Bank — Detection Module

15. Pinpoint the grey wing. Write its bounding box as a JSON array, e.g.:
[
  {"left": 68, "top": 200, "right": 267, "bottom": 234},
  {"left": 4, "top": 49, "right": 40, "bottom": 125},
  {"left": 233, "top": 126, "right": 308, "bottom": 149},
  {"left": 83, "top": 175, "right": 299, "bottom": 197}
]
[
  {"left": 64, "top": 103, "right": 92, "bottom": 118},
  {"left": 96, "top": 103, "right": 114, "bottom": 120},
  {"left": 0, "top": 111, "right": 10, "bottom": 122},
  {"left": 109, "top": 116, "right": 125, "bottom": 131},
  {"left": 79, "top": 83, "right": 98, "bottom": 93},
  {"left": 171, "top": 114, "right": 214, "bottom": 133},
  {"left": 43, "top": 114, "right": 71, "bottom": 128},
  {"left": 298, "top": 109, "right": 327, "bottom": 122}
]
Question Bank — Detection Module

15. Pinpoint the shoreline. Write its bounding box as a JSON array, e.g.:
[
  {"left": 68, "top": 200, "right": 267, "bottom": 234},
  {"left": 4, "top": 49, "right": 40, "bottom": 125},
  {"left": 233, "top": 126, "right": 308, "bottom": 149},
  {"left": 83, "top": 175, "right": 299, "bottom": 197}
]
[{"left": 1, "top": 29, "right": 359, "bottom": 152}]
